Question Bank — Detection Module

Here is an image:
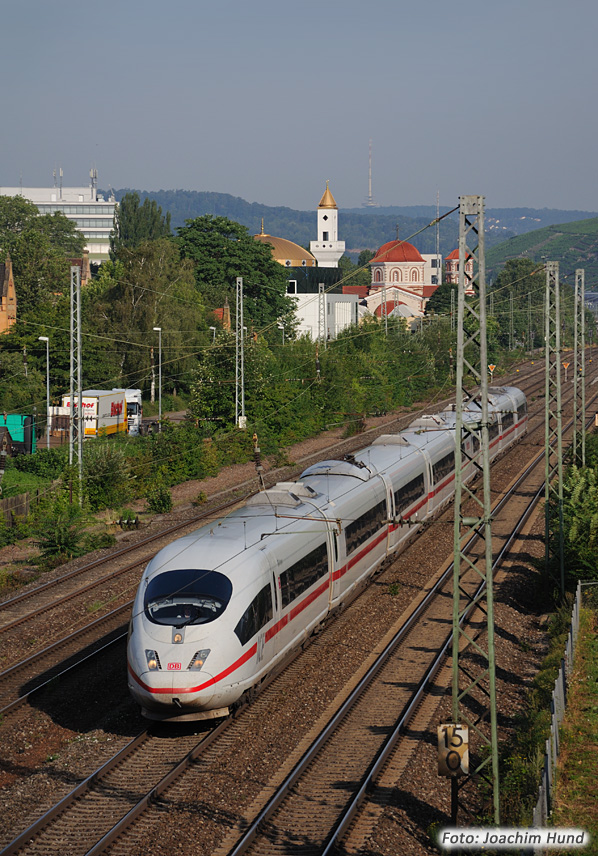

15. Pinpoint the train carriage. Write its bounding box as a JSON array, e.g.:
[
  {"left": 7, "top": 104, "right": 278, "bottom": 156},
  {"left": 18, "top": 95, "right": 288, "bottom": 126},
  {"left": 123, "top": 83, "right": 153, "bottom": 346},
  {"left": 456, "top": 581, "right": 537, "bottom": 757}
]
[{"left": 128, "top": 386, "right": 527, "bottom": 722}]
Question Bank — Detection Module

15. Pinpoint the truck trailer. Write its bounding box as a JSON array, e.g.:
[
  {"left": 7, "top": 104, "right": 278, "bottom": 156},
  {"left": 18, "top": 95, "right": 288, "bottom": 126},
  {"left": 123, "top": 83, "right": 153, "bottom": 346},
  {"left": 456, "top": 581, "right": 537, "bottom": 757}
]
[{"left": 60, "top": 389, "right": 127, "bottom": 437}]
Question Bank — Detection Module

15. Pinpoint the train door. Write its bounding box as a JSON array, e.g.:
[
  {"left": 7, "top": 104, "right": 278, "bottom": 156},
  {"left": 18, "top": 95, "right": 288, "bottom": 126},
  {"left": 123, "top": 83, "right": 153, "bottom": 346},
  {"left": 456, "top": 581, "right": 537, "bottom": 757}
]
[{"left": 262, "top": 548, "right": 283, "bottom": 658}]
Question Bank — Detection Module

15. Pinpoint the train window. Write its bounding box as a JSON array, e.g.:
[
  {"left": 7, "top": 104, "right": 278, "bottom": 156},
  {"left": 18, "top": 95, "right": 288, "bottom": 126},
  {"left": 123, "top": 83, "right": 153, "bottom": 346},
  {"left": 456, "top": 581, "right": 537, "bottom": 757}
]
[
  {"left": 502, "top": 411, "right": 514, "bottom": 430},
  {"left": 517, "top": 402, "right": 527, "bottom": 420},
  {"left": 144, "top": 569, "right": 232, "bottom": 627},
  {"left": 432, "top": 451, "right": 455, "bottom": 486},
  {"left": 234, "top": 584, "right": 273, "bottom": 646},
  {"left": 488, "top": 419, "right": 500, "bottom": 440},
  {"left": 345, "top": 498, "right": 387, "bottom": 556},
  {"left": 394, "top": 473, "right": 425, "bottom": 516},
  {"left": 279, "top": 542, "right": 328, "bottom": 609}
]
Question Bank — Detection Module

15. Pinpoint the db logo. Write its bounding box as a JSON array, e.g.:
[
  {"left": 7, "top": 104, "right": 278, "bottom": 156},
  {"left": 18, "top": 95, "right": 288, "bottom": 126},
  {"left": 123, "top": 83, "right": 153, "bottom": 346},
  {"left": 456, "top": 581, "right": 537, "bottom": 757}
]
[{"left": 167, "top": 663, "right": 181, "bottom": 671}]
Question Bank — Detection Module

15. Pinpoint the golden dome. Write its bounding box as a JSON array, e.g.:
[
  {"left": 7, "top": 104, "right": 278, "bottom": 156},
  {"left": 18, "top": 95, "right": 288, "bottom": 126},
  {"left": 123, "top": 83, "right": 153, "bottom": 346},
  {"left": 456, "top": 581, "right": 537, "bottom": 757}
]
[
  {"left": 318, "top": 180, "right": 338, "bottom": 209},
  {"left": 254, "top": 224, "right": 316, "bottom": 268}
]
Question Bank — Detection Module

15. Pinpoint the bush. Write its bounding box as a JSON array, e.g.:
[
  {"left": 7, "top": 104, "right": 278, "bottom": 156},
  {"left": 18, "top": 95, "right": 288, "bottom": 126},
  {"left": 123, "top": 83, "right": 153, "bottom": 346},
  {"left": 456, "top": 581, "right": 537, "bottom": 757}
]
[
  {"left": 34, "top": 498, "right": 87, "bottom": 561},
  {"left": 147, "top": 481, "right": 172, "bottom": 514},
  {"left": 84, "top": 443, "right": 134, "bottom": 511}
]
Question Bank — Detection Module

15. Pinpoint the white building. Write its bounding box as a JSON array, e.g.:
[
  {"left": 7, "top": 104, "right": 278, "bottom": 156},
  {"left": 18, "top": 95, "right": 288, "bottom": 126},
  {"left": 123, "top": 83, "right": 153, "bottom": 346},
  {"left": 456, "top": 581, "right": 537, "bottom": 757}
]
[
  {"left": 291, "top": 290, "right": 359, "bottom": 340},
  {"left": 253, "top": 187, "right": 357, "bottom": 341},
  {"left": 0, "top": 173, "right": 115, "bottom": 262},
  {"left": 309, "top": 182, "right": 345, "bottom": 268},
  {"left": 368, "top": 239, "right": 441, "bottom": 315}
]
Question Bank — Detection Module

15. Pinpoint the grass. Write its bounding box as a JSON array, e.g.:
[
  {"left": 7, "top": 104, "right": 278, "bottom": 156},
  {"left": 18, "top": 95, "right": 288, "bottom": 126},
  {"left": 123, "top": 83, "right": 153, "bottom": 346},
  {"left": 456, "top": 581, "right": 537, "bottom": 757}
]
[{"left": 551, "top": 605, "right": 598, "bottom": 851}]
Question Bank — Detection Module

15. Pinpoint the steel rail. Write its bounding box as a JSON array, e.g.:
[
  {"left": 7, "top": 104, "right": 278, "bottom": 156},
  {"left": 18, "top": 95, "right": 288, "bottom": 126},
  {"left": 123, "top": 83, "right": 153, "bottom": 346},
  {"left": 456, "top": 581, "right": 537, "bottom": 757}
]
[{"left": 227, "top": 395, "right": 595, "bottom": 856}]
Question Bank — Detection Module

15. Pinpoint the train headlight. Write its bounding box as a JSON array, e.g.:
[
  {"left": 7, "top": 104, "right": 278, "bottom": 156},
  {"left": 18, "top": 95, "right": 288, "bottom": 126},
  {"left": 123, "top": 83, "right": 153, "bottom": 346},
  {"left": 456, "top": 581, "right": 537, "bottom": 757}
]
[
  {"left": 188, "top": 649, "right": 210, "bottom": 671},
  {"left": 145, "top": 649, "right": 161, "bottom": 670}
]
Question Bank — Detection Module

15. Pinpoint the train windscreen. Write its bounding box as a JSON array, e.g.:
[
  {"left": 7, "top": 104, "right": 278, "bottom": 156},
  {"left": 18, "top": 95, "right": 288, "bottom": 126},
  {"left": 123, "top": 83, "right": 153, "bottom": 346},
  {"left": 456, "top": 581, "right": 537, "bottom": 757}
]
[{"left": 144, "top": 569, "right": 232, "bottom": 627}]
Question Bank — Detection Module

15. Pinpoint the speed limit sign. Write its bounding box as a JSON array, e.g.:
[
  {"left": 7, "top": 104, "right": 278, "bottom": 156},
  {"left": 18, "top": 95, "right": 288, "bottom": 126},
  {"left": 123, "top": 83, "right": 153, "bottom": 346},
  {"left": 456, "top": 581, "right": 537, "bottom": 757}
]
[{"left": 437, "top": 723, "right": 469, "bottom": 777}]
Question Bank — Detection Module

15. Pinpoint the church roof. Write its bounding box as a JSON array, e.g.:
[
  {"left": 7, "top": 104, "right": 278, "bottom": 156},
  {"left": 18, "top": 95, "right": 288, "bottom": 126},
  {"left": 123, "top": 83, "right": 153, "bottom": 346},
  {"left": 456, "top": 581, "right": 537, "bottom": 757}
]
[
  {"left": 254, "top": 225, "right": 316, "bottom": 267},
  {"left": 318, "top": 181, "right": 338, "bottom": 210},
  {"left": 445, "top": 248, "right": 460, "bottom": 260},
  {"left": 370, "top": 240, "right": 424, "bottom": 264}
]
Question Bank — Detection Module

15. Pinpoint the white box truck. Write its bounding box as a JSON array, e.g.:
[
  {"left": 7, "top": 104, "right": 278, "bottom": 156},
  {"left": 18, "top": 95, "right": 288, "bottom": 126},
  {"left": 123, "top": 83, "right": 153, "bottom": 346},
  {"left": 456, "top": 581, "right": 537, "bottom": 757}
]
[{"left": 61, "top": 389, "right": 127, "bottom": 437}]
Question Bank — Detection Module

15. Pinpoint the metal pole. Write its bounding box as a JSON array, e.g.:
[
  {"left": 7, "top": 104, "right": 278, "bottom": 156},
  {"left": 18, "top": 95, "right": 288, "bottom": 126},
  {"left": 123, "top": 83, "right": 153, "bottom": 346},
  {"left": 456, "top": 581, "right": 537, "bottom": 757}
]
[
  {"left": 580, "top": 271, "right": 586, "bottom": 467},
  {"left": 69, "top": 268, "right": 75, "bottom": 467},
  {"left": 544, "top": 262, "right": 564, "bottom": 595},
  {"left": 383, "top": 283, "right": 388, "bottom": 336},
  {"left": 38, "top": 337, "right": 50, "bottom": 450},
  {"left": 318, "top": 283, "right": 326, "bottom": 349},
  {"left": 451, "top": 195, "right": 499, "bottom": 825},
  {"left": 235, "top": 277, "right": 245, "bottom": 428},
  {"left": 76, "top": 270, "right": 83, "bottom": 503},
  {"left": 235, "top": 279, "right": 239, "bottom": 426},
  {"left": 153, "top": 327, "right": 162, "bottom": 430},
  {"left": 573, "top": 273, "right": 579, "bottom": 462}
]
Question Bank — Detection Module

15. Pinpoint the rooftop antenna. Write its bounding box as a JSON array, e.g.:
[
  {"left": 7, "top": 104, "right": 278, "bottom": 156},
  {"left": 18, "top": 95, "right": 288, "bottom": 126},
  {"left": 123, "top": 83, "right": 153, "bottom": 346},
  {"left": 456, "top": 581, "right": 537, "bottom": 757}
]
[
  {"left": 90, "top": 167, "right": 98, "bottom": 200},
  {"left": 362, "top": 139, "right": 379, "bottom": 208},
  {"left": 59, "top": 167, "right": 63, "bottom": 200},
  {"left": 436, "top": 190, "right": 441, "bottom": 278},
  {"left": 53, "top": 167, "right": 57, "bottom": 188}
]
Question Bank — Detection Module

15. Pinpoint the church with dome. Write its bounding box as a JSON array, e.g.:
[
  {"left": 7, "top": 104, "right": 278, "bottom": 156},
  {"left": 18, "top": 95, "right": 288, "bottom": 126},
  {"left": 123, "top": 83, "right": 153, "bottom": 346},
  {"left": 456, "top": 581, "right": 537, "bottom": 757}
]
[
  {"left": 367, "top": 238, "right": 442, "bottom": 318},
  {"left": 252, "top": 183, "right": 442, "bottom": 338}
]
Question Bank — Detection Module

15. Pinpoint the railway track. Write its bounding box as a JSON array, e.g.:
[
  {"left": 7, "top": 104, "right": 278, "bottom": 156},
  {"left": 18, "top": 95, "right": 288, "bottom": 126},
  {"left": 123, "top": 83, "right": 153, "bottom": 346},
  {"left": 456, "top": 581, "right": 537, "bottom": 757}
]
[
  {"left": 0, "top": 364, "right": 553, "bottom": 719},
  {"left": 0, "top": 364, "right": 587, "bottom": 855}
]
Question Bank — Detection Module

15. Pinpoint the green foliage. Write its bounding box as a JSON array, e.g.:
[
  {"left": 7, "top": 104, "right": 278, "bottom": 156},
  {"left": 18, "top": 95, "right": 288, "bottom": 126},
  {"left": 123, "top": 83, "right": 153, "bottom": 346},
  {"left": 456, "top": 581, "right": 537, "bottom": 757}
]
[
  {"left": 110, "top": 191, "right": 171, "bottom": 257},
  {"left": 176, "top": 214, "right": 296, "bottom": 336},
  {"left": 0, "top": 195, "right": 40, "bottom": 236},
  {"left": 0, "top": 196, "right": 85, "bottom": 316},
  {"left": 35, "top": 212, "right": 86, "bottom": 255},
  {"left": 83, "top": 443, "right": 134, "bottom": 511},
  {"left": 12, "top": 447, "right": 68, "bottom": 480},
  {"left": 111, "top": 188, "right": 461, "bottom": 257},
  {"left": 561, "top": 463, "right": 598, "bottom": 582},
  {"left": 86, "top": 239, "right": 203, "bottom": 394},
  {"left": 34, "top": 498, "right": 87, "bottom": 561},
  {"left": 487, "top": 215, "right": 598, "bottom": 284},
  {"left": 146, "top": 476, "right": 172, "bottom": 513}
]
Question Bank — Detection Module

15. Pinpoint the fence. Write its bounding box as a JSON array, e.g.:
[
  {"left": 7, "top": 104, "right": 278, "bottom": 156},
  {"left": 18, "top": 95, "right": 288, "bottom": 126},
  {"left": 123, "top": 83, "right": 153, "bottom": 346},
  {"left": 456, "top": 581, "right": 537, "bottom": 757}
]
[
  {"left": 0, "top": 492, "right": 32, "bottom": 527},
  {"left": 532, "top": 581, "right": 583, "bottom": 829}
]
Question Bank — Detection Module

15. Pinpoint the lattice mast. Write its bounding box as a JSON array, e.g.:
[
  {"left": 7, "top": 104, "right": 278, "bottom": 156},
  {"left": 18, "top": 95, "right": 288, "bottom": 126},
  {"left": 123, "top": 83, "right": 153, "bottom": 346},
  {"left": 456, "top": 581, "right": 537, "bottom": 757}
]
[
  {"left": 574, "top": 269, "right": 586, "bottom": 465},
  {"left": 451, "top": 196, "right": 499, "bottom": 824},
  {"left": 69, "top": 265, "right": 83, "bottom": 502},
  {"left": 544, "top": 263, "right": 564, "bottom": 593}
]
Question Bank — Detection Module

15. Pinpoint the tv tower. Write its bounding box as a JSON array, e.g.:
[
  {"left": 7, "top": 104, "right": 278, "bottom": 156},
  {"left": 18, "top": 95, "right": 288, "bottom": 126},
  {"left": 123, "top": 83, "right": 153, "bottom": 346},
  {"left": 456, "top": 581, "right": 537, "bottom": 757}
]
[{"left": 362, "top": 139, "right": 379, "bottom": 207}]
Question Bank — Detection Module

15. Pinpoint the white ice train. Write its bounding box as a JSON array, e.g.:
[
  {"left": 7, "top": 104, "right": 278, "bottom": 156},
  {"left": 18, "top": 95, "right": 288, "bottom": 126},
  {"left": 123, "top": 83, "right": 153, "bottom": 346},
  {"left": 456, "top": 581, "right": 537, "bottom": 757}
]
[{"left": 127, "top": 386, "right": 527, "bottom": 721}]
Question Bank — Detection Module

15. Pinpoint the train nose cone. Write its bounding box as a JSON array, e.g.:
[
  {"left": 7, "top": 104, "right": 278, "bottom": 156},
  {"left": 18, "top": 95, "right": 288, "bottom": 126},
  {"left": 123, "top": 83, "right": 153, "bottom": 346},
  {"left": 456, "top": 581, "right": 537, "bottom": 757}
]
[{"left": 171, "top": 670, "right": 214, "bottom": 710}]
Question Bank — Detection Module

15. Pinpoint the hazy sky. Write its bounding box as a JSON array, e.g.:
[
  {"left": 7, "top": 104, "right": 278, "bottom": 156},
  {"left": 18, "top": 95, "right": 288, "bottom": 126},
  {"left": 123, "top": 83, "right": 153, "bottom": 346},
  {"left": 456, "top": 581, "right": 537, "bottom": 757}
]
[{"left": 2, "top": 0, "right": 597, "bottom": 212}]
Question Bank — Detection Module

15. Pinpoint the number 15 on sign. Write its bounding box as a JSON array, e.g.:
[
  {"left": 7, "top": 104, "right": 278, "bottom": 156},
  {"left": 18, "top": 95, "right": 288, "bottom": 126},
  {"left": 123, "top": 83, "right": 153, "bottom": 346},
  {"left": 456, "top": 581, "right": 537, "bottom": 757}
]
[{"left": 437, "top": 723, "right": 469, "bottom": 777}]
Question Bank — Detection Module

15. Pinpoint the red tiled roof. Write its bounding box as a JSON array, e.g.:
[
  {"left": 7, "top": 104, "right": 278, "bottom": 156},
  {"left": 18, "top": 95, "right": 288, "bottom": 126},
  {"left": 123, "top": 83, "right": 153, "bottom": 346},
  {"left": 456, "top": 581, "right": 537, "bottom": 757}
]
[
  {"left": 374, "top": 300, "right": 403, "bottom": 317},
  {"left": 342, "top": 285, "right": 369, "bottom": 299},
  {"left": 370, "top": 240, "right": 424, "bottom": 264},
  {"left": 445, "top": 248, "right": 460, "bottom": 260}
]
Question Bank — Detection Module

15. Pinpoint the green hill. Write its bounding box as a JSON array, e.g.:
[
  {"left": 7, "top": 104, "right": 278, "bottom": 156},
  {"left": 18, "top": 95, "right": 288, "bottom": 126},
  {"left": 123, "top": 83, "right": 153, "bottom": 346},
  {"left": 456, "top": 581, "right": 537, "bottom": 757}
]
[{"left": 486, "top": 217, "right": 598, "bottom": 286}]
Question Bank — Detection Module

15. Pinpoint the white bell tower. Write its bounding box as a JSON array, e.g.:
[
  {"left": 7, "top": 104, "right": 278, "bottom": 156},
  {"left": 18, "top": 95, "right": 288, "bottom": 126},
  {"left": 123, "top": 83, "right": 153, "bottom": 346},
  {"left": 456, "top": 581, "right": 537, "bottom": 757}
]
[{"left": 310, "top": 181, "right": 345, "bottom": 268}]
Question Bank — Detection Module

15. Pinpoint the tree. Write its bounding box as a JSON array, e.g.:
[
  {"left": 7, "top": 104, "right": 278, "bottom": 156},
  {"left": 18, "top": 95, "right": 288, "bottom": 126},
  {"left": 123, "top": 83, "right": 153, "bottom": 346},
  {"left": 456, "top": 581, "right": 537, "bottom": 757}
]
[
  {"left": 8, "top": 230, "right": 71, "bottom": 314},
  {"left": 0, "top": 196, "right": 85, "bottom": 315},
  {"left": 176, "top": 215, "right": 296, "bottom": 338},
  {"left": 110, "top": 192, "right": 171, "bottom": 258},
  {"left": 36, "top": 212, "right": 86, "bottom": 255},
  {"left": 338, "top": 253, "right": 371, "bottom": 289},
  {"left": 87, "top": 238, "right": 204, "bottom": 393},
  {"left": 425, "top": 281, "right": 456, "bottom": 317},
  {"left": 490, "top": 258, "right": 545, "bottom": 350},
  {"left": 0, "top": 196, "right": 40, "bottom": 243}
]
